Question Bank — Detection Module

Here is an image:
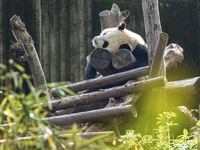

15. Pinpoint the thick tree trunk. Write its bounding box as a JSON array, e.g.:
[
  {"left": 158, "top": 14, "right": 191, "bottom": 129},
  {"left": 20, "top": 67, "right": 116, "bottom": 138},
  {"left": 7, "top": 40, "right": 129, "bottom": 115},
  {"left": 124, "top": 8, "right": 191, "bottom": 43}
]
[{"left": 142, "top": 0, "right": 162, "bottom": 66}]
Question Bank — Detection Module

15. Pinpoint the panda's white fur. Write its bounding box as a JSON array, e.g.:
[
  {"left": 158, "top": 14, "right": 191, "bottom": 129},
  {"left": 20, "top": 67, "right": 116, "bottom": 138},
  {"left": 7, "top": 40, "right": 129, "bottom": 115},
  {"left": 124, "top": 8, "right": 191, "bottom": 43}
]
[{"left": 92, "top": 24, "right": 146, "bottom": 53}]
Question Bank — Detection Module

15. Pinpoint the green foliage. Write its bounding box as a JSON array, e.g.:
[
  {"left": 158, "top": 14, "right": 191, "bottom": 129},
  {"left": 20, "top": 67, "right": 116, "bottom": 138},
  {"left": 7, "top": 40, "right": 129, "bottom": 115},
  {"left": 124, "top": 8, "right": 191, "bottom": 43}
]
[
  {"left": 0, "top": 61, "right": 114, "bottom": 150},
  {"left": 118, "top": 112, "right": 200, "bottom": 150}
]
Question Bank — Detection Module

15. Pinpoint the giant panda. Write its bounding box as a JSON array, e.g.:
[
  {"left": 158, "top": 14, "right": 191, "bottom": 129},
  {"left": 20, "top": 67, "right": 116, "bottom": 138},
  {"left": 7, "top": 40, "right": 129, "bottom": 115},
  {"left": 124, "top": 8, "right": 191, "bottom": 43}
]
[{"left": 86, "top": 22, "right": 148, "bottom": 79}]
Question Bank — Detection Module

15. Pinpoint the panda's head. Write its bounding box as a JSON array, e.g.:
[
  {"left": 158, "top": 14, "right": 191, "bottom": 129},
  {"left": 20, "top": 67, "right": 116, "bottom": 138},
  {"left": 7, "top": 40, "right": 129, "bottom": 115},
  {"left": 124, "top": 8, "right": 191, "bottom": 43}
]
[{"left": 92, "top": 23, "right": 145, "bottom": 53}]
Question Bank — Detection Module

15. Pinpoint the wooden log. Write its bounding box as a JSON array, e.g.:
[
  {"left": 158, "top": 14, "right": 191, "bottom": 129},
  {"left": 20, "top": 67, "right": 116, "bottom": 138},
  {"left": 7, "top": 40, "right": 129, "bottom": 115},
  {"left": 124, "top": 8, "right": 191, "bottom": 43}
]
[
  {"left": 10, "top": 15, "right": 47, "bottom": 90},
  {"left": 149, "top": 32, "right": 169, "bottom": 78},
  {"left": 167, "top": 77, "right": 200, "bottom": 106},
  {"left": 51, "top": 66, "right": 149, "bottom": 97},
  {"left": 90, "top": 48, "right": 117, "bottom": 76},
  {"left": 49, "top": 77, "right": 165, "bottom": 112},
  {"left": 44, "top": 105, "right": 132, "bottom": 126},
  {"left": 99, "top": 3, "right": 130, "bottom": 31},
  {"left": 112, "top": 49, "right": 137, "bottom": 72}
]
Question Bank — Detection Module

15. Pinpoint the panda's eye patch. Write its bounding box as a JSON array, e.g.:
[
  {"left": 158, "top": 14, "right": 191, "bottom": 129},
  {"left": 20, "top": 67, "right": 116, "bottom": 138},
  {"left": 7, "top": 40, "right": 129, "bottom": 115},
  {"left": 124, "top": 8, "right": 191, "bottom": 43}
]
[
  {"left": 103, "top": 33, "right": 107, "bottom": 35},
  {"left": 102, "top": 41, "right": 109, "bottom": 48}
]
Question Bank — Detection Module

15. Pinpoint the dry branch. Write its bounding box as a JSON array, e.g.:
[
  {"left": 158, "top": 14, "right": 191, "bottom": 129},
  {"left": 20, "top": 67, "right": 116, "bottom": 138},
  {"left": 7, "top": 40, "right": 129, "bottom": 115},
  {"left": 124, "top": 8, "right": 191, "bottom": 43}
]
[
  {"left": 10, "top": 15, "right": 47, "bottom": 90},
  {"left": 51, "top": 66, "right": 149, "bottom": 97},
  {"left": 50, "top": 77, "right": 165, "bottom": 112}
]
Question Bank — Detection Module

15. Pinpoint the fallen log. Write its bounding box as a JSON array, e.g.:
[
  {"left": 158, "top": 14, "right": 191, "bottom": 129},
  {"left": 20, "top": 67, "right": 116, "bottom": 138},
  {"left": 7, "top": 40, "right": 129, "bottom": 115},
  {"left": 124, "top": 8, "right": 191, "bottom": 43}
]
[
  {"left": 167, "top": 77, "right": 200, "bottom": 106},
  {"left": 44, "top": 105, "right": 132, "bottom": 126},
  {"left": 51, "top": 66, "right": 149, "bottom": 97},
  {"left": 50, "top": 77, "right": 165, "bottom": 112}
]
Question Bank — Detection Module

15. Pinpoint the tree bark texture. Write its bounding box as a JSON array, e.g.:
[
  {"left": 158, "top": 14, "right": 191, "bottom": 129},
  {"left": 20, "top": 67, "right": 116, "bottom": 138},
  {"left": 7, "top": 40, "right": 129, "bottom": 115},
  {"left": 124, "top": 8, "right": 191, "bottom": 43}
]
[
  {"left": 10, "top": 15, "right": 47, "bottom": 90},
  {"left": 138, "top": 0, "right": 167, "bottom": 135},
  {"left": 149, "top": 33, "right": 168, "bottom": 78},
  {"left": 142, "top": 0, "right": 162, "bottom": 66},
  {"left": 167, "top": 77, "right": 200, "bottom": 107},
  {"left": 51, "top": 66, "right": 149, "bottom": 97},
  {"left": 99, "top": 3, "right": 130, "bottom": 31},
  {"left": 49, "top": 77, "right": 165, "bottom": 112},
  {"left": 44, "top": 105, "right": 132, "bottom": 126}
]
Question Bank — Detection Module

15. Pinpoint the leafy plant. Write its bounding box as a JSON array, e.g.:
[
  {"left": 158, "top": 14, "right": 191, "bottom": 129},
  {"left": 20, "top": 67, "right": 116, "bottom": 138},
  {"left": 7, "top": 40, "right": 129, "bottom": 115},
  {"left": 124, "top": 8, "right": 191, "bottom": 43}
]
[
  {"left": 0, "top": 60, "right": 114, "bottom": 150},
  {"left": 118, "top": 112, "right": 200, "bottom": 150}
]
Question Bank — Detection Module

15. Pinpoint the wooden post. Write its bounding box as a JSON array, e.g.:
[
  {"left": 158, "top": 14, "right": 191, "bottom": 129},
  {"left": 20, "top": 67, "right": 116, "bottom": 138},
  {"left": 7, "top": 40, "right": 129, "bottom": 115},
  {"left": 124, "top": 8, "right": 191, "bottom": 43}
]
[
  {"left": 142, "top": 0, "right": 162, "bottom": 66},
  {"left": 149, "top": 33, "right": 169, "bottom": 78},
  {"left": 99, "top": 3, "right": 130, "bottom": 31},
  {"left": 136, "top": 0, "right": 167, "bottom": 135}
]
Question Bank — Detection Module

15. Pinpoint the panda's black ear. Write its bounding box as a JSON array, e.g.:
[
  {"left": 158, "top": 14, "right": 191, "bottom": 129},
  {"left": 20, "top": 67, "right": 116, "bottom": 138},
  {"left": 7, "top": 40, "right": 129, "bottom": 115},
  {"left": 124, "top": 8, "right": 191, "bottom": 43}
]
[{"left": 118, "top": 22, "right": 126, "bottom": 30}]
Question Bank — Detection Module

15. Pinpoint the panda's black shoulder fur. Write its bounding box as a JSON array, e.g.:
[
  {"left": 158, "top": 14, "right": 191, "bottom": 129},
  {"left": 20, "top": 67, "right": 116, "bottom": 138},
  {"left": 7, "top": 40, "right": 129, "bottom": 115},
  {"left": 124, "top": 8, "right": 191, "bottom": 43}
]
[
  {"left": 119, "top": 44, "right": 132, "bottom": 51},
  {"left": 131, "top": 44, "right": 148, "bottom": 68},
  {"left": 118, "top": 22, "right": 126, "bottom": 30}
]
